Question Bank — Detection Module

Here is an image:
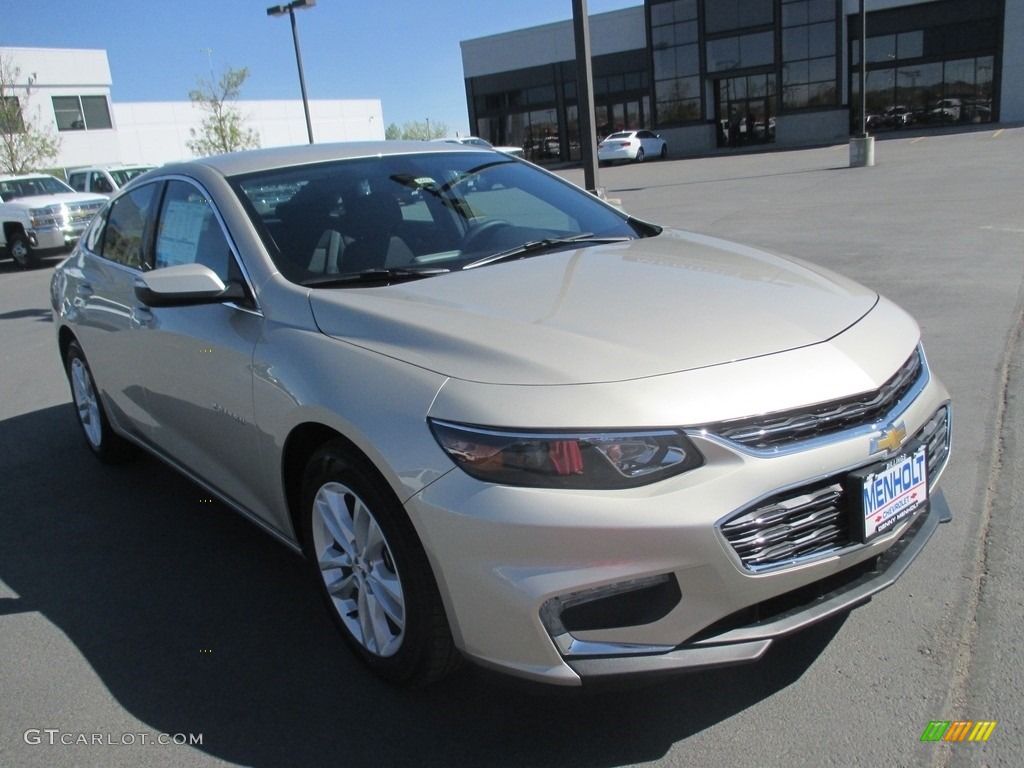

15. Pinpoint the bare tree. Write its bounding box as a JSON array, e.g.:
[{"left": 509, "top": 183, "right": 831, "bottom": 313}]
[
  {"left": 0, "top": 49, "right": 61, "bottom": 175},
  {"left": 186, "top": 65, "right": 261, "bottom": 157}
]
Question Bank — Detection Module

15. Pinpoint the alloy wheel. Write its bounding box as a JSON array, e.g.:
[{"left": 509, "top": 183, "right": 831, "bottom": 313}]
[
  {"left": 311, "top": 481, "right": 406, "bottom": 657},
  {"left": 70, "top": 357, "right": 103, "bottom": 448}
]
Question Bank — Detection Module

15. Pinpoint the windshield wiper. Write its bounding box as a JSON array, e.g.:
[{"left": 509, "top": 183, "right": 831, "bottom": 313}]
[
  {"left": 303, "top": 267, "right": 449, "bottom": 288},
  {"left": 463, "top": 233, "right": 634, "bottom": 270}
]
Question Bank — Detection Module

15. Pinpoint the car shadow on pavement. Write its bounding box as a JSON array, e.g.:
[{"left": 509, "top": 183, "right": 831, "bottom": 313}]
[
  {"left": 1, "top": 404, "right": 846, "bottom": 768},
  {"left": 0, "top": 308, "right": 52, "bottom": 322}
]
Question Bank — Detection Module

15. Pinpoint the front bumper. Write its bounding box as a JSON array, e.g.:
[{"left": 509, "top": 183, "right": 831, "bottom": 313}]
[
  {"left": 29, "top": 222, "right": 89, "bottom": 252},
  {"left": 566, "top": 489, "right": 950, "bottom": 681},
  {"left": 410, "top": 361, "right": 952, "bottom": 685}
]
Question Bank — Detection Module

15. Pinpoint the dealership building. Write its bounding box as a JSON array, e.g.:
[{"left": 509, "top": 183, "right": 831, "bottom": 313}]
[
  {"left": 461, "top": 0, "right": 1024, "bottom": 163},
  {"left": 2, "top": 47, "right": 383, "bottom": 173}
]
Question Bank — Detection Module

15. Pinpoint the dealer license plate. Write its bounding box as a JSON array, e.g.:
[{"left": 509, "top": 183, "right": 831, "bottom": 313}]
[{"left": 853, "top": 445, "right": 928, "bottom": 542}]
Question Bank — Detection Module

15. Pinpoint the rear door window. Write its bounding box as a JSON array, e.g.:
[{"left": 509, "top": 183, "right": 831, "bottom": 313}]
[{"left": 96, "top": 182, "right": 160, "bottom": 269}]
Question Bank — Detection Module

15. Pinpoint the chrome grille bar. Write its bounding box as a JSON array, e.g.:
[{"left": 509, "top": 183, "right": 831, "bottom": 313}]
[{"left": 709, "top": 349, "right": 923, "bottom": 451}]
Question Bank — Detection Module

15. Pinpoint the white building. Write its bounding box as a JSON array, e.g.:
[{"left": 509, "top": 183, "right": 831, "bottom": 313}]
[{"left": 2, "top": 47, "right": 384, "bottom": 172}]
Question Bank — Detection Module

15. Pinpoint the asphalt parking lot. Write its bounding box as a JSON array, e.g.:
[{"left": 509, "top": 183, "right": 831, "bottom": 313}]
[{"left": 2, "top": 126, "right": 1022, "bottom": 767}]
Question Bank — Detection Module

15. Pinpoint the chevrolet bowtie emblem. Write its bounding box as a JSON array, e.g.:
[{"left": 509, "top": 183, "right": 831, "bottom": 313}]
[{"left": 870, "top": 422, "right": 908, "bottom": 454}]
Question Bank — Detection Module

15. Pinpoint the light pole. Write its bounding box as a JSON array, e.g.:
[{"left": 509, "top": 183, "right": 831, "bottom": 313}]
[
  {"left": 850, "top": 0, "right": 874, "bottom": 166},
  {"left": 267, "top": 0, "right": 316, "bottom": 144},
  {"left": 572, "top": 0, "right": 600, "bottom": 195}
]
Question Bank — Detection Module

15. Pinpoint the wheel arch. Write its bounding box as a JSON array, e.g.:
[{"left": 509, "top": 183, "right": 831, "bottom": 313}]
[
  {"left": 281, "top": 421, "right": 398, "bottom": 552},
  {"left": 3, "top": 221, "right": 27, "bottom": 243},
  {"left": 57, "top": 325, "right": 78, "bottom": 367}
]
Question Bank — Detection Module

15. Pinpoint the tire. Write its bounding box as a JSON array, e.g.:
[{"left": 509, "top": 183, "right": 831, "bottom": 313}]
[
  {"left": 301, "top": 441, "right": 460, "bottom": 686},
  {"left": 660, "top": 144, "right": 668, "bottom": 159},
  {"left": 634, "top": 148, "right": 645, "bottom": 163},
  {"left": 64, "top": 341, "right": 136, "bottom": 462},
  {"left": 8, "top": 232, "right": 40, "bottom": 270}
]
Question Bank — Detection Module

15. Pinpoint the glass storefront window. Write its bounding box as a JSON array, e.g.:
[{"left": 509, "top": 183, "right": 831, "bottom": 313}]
[
  {"left": 783, "top": 27, "right": 809, "bottom": 60},
  {"left": 782, "top": 1, "right": 809, "bottom": 28},
  {"left": 897, "top": 30, "right": 923, "bottom": 60},
  {"left": 707, "top": 32, "right": 774, "bottom": 73},
  {"left": 706, "top": 0, "right": 773, "bottom": 34},
  {"left": 781, "top": 0, "right": 836, "bottom": 112},
  {"left": 808, "top": 56, "right": 835, "bottom": 83},
  {"left": 650, "top": 0, "right": 697, "bottom": 26},
  {"left": 783, "top": 83, "right": 810, "bottom": 110},
  {"left": 866, "top": 35, "right": 896, "bottom": 65},
  {"left": 808, "top": 22, "right": 834, "bottom": 58},
  {"left": 740, "top": 31, "right": 774, "bottom": 67}
]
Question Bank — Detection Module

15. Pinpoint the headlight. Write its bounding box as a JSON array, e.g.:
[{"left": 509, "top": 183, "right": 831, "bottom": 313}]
[
  {"left": 429, "top": 420, "right": 703, "bottom": 489},
  {"left": 30, "top": 205, "right": 65, "bottom": 228}
]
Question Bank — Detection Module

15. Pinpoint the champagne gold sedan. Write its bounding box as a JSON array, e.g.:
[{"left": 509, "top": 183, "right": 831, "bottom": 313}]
[{"left": 51, "top": 141, "right": 952, "bottom": 686}]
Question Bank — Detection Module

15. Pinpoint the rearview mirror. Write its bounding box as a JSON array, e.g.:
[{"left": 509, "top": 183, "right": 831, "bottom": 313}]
[{"left": 134, "top": 263, "right": 246, "bottom": 307}]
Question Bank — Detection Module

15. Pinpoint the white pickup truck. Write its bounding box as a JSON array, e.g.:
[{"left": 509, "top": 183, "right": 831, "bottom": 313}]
[{"left": 0, "top": 174, "right": 106, "bottom": 269}]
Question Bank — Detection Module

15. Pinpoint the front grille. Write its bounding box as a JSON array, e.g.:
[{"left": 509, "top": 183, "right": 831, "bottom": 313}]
[
  {"left": 721, "top": 481, "right": 849, "bottom": 571},
  {"left": 65, "top": 202, "right": 104, "bottom": 224},
  {"left": 720, "top": 405, "right": 950, "bottom": 572},
  {"left": 920, "top": 405, "right": 951, "bottom": 483},
  {"left": 709, "top": 348, "right": 924, "bottom": 450}
]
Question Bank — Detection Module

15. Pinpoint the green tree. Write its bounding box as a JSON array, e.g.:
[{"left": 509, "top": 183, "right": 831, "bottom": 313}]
[
  {"left": 0, "top": 49, "right": 61, "bottom": 175},
  {"left": 186, "top": 65, "right": 261, "bottom": 157},
  {"left": 386, "top": 119, "right": 449, "bottom": 140}
]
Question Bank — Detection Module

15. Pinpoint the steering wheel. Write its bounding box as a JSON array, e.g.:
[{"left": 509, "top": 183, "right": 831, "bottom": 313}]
[{"left": 462, "top": 219, "right": 512, "bottom": 252}]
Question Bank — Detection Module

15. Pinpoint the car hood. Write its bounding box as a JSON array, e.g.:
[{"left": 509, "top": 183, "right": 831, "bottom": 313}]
[
  {"left": 308, "top": 230, "right": 878, "bottom": 386},
  {"left": 2, "top": 191, "right": 107, "bottom": 209}
]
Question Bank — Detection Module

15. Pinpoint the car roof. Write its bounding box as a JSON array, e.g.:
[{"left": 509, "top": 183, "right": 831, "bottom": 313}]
[{"left": 164, "top": 141, "right": 492, "bottom": 179}]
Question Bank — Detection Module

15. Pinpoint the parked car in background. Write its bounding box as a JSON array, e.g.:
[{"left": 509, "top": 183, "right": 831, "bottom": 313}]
[
  {"left": 1, "top": 174, "right": 105, "bottom": 269},
  {"left": 51, "top": 140, "right": 952, "bottom": 688},
  {"left": 597, "top": 130, "right": 668, "bottom": 164},
  {"left": 433, "top": 136, "right": 524, "bottom": 158},
  {"left": 67, "top": 164, "right": 156, "bottom": 196},
  {"left": 882, "top": 106, "right": 914, "bottom": 129}
]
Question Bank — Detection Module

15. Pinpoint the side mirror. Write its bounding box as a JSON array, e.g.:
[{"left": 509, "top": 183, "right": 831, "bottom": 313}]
[{"left": 134, "top": 263, "right": 246, "bottom": 307}]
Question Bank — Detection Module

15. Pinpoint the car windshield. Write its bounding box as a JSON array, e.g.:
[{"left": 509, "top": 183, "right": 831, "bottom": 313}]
[
  {"left": 0, "top": 175, "right": 74, "bottom": 200},
  {"left": 230, "top": 151, "right": 655, "bottom": 286}
]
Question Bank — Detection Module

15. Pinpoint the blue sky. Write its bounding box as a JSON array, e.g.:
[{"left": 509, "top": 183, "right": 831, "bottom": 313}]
[{"left": 3, "top": 0, "right": 640, "bottom": 136}]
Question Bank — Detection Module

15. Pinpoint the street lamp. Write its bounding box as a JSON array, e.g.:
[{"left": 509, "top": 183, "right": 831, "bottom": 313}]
[{"left": 267, "top": 0, "right": 316, "bottom": 144}]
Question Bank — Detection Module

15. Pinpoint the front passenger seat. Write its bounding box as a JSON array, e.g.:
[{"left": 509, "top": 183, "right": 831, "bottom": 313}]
[{"left": 339, "top": 193, "right": 414, "bottom": 273}]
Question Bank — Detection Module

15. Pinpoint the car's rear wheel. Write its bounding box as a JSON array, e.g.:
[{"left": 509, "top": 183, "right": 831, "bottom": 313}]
[
  {"left": 634, "top": 147, "right": 645, "bottom": 163},
  {"left": 8, "top": 233, "right": 40, "bottom": 270},
  {"left": 65, "top": 341, "right": 136, "bottom": 462},
  {"left": 301, "top": 441, "right": 459, "bottom": 686}
]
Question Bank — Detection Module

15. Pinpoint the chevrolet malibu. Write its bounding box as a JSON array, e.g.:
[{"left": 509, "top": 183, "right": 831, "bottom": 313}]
[{"left": 51, "top": 142, "right": 952, "bottom": 687}]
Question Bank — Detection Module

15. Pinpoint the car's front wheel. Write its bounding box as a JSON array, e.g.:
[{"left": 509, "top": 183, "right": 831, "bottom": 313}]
[
  {"left": 8, "top": 232, "right": 40, "bottom": 270},
  {"left": 301, "top": 441, "right": 459, "bottom": 686},
  {"left": 64, "top": 340, "right": 136, "bottom": 462}
]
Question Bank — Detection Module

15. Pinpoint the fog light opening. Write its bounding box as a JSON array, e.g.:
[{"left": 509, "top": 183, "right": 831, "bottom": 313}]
[{"left": 540, "top": 573, "right": 681, "bottom": 657}]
